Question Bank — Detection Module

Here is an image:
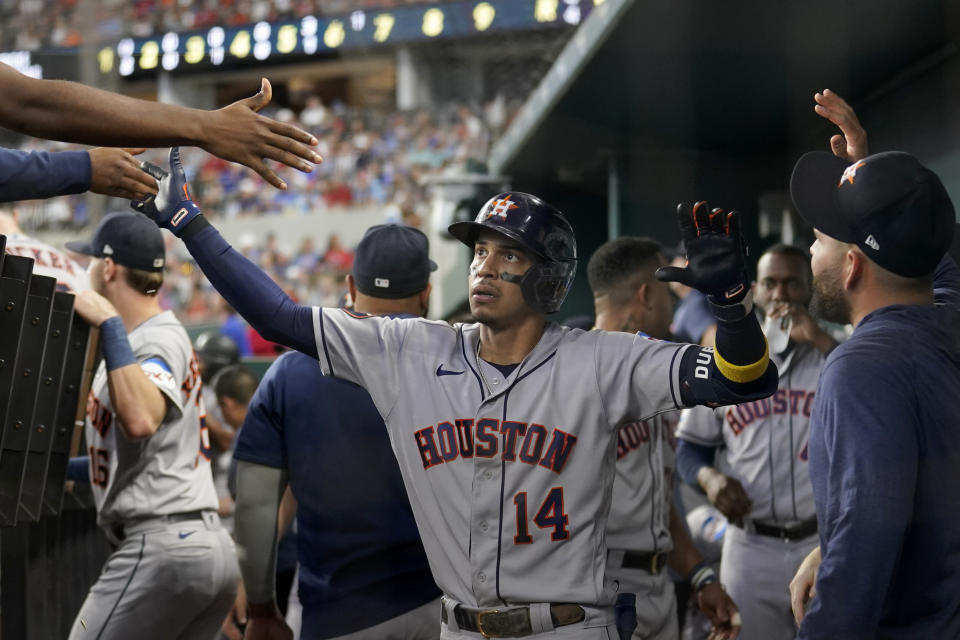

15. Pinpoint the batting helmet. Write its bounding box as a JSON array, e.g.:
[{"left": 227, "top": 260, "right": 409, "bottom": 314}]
[
  {"left": 194, "top": 331, "right": 240, "bottom": 380},
  {"left": 448, "top": 192, "right": 577, "bottom": 314}
]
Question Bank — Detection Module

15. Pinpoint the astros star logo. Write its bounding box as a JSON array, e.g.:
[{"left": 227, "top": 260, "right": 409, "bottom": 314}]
[
  {"left": 839, "top": 160, "right": 866, "bottom": 186},
  {"left": 485, "top": 196, "right": 519, "bottom": 221}
]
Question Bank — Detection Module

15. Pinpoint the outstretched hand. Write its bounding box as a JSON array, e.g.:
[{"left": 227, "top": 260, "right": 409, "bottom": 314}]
[
  {"left": 132, "top": 147, "right": 202, "bottom": 237},
  {"left": 200, "top": 78, "right": 323, "bottom": 190},
  {"left": 814, "top": 89, "right": 868, "bottom": 162},
  {"left": 655, "top": 201, "right": 748, "bottom": 301},
  {"left": 88, "top": 147, "right": 158, "bottom": 200}
]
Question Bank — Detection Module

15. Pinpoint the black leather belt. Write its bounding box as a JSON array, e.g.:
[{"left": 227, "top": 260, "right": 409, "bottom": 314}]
[
  {"left": 111, "top": 510, "right": 208, "bottom": 542},
  {"left": 752, "top": 518, "right": 818, "bottom": 541},
  {"left": 621, "top": 551, "right": 669, "bottom": 574},
  {"left": 441, "top": 603, "right": 585, "bottom": 638}
]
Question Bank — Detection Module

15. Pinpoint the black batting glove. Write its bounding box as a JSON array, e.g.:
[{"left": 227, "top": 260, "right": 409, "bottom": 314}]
[{"left": 656, "top": 201, "right": 749, "bottom": 304}]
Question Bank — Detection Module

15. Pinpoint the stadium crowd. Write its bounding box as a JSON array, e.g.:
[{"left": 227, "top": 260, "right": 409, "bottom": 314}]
[{"left": 1, "top": 0, "right": 432, "bottom": 51}]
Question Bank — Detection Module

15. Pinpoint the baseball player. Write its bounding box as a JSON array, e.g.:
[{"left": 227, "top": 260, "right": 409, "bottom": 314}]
[
  {"left": 675, "top": 243, "right": 837, "bottom": 640},
  {"left": 65, "top": 212, "right": 239, "bottom": 640},
  {"left": 588, "top": 236, "right": 739, "bottom": 639},
  {"left": 135, "top": 147, "right": 777, "bottom": 639},
  {"left": 0, "top": 205, "right": 89, "bottom": 291},
  {"left": 227, "top": 224, "right": 442, "bottom": 640}
]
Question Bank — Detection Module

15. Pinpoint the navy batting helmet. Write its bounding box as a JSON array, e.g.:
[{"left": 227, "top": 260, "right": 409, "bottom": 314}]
[
  {"left": 194, "top": 331, "right": 240, "bottom": 380},
  {"left": 448, "top": 192, "right": 577, "bottom": 314}
]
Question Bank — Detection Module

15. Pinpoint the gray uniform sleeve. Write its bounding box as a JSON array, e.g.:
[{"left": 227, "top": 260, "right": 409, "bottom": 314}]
[
  {"left": 133, "top": 331, "right": 188, "bottom": 421},
  {"left": 676, "top": 405, "right": 724, "bottom": 446},
  {"left": 594, "top": 332, "right": 692, "bottom": 427},
  {"left": 311, "top": 307, "right": 413, "bottom": 417}
]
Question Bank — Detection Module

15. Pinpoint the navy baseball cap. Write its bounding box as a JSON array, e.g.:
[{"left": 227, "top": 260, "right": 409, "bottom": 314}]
[
  {"left": 353, "top": 224, "right": 437, "bottom": 299},
  {"left": 65, "top": 212, "right": 166, "bottom": 272},
  {"left": 790, "top": 151, "right": 955, "bottom": 277}
]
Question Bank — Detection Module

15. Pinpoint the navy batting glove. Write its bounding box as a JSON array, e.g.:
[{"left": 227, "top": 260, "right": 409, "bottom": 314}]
[
  {"left": 656, "top": 201, "right": 749, "bottom": 302},
  {"left": 131, "top": 147, "right": 203, "bottom": 237}
]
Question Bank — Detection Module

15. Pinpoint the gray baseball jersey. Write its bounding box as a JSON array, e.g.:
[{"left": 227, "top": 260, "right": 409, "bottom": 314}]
[
  {"left": 311, "top": 308, "right": 692, "bottom": 615},
  {"left": 85, "top": 310, "right": 218, "bottom": 527},
  {"left": 676, "top": 342, "right": 824, "bottom": 523}
]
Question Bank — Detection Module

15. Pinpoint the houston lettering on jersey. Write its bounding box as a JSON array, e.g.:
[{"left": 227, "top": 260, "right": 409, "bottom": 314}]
[
  {"left": 617, "top": 418, "right": 677, "bottom": 460},
  {"left": 414, "top": 418, "right": 577, "bottom": 473},
  {"left": 726, "top": 388, "right": 815, "bottom": 435}
]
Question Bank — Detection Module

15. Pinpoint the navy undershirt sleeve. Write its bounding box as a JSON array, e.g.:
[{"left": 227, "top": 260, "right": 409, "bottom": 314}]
[
  {"left": 0, "top": 149, "right": 91, "bottom": 202},
  {"left": 184, "top": 223, "right": 318, "bottom": 358},
  {"left": 676, "top": 438, "right": 715, "bottom": 487}
]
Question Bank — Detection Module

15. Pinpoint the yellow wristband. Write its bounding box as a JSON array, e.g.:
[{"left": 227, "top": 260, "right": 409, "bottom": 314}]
[{"left": 713, "top": 339, "right": 770, "bottom": 384}]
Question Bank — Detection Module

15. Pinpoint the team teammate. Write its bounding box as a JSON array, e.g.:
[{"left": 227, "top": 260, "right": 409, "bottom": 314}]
[
  {"left": 789, "top": 146, "right": 960, "bottom": 638},
  {"left": 588, "top": 237, "right": 740, "bottom": 639},
  {"left": 0, "top": 62, "right": 320, "bottom": 190},
  {"left": 134, "top": 148, "right": 777, "bottom": 638},
  {"left": 0, "top": 206, "right": 89, "bottom": 291},
  {"left": 675, "top": 243, "right": 836, "bottom": 640},
  {"left": 66, "top": 212, "right": 238, "bottom": 640},
  {"left": 229, "top": 224, "right": 442, "bottom": 640}
]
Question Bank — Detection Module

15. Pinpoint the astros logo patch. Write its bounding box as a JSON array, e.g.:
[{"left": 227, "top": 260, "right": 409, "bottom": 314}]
[
  {"left": 485, "top": 196, "right": 519, "bottom": 220},
  {"left": 838, "top": 160, "right": 866, "bottom": 186}
]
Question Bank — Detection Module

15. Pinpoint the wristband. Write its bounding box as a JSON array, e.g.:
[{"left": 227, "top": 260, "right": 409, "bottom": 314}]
[
  {"left": 688, "top": 560, "right": 719, "bottom": 591},
  {"left": 100, "top": 316, "right": 137, "bottom": 371}
]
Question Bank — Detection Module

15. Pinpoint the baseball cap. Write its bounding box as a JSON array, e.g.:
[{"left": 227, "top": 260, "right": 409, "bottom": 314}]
[
  {"left": 65, "top": 212, "right": 165, "bottom": 272},
  {"left": 790, "top": 150, "right": 955, "bottom": 277},
  {"left": 352, "top": 224, "right": 437, "bottom": 299}
]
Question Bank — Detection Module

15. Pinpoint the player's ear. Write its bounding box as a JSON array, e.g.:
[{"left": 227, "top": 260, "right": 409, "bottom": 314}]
[
  {"left": 843, "top": 247, "right": 864, "bottom": 292},
  {"left": 103, "top": 257, "right": 118, "bottom": 283},
  {"left": 345, "top": 274, "right": 357, "bottom": 307},
  {"left": 419, "top": 282, "right": 432, "bottom": 317}
]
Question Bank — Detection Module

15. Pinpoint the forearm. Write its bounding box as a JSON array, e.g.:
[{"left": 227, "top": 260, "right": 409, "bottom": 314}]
[
  {"left": 182, "top": 219, "right": 318, "bottom": 357},
  {"left": 107, "top": 365, "right": 167, "bottom": 440},
  {"left": 0, "top": 149, "right": 91, "bottom": 202},
  {"left": 676, "top": 438, "right": 715, "bottom": 487},
  {"left": 667, "top": 506, "right": 703, "bottom": 576},
  {"left": 0, "top": 74, "right": 206, "bottom": 147},
  {"left": 234, "top": 461, "right": 287, "bottom": 605},
  {"left": 99, "top": 317, "right": 166, "bottom": 440}
]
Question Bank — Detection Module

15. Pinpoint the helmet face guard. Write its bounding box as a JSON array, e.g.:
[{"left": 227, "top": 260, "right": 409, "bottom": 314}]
[
  {"left": 501, "top": 260, "right": 577, "bottom": 314},
  {"left": 449, "top": 192, "right": 578, "bottom": 314}
]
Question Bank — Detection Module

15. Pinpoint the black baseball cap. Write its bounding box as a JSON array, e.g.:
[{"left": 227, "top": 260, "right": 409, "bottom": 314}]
[
  {"left": 353, "top": 224, "right": 437, "bottom": 299},
  {"left": 65, "top": 212, "right": 166, "bottom": 272},
  {"left": 790, "top": 150, "right": 955, "bottom": 277}
]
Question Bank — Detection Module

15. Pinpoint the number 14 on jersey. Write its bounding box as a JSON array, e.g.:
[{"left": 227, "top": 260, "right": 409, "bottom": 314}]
[{"left": 513, "top": 486, "right": 569, "bottom": 544}]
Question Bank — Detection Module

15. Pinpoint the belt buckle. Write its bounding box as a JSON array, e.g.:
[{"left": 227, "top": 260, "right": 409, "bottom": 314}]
[
  {"left": 650, "top": 553, "right": 662, "bottom": 574},
  {"left": 477, "top": 609, "right": 501, "bottom": 638}
]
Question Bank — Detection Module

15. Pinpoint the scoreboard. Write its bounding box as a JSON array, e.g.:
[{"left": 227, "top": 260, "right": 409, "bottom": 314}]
[{"left": 99, "top": 0, "right": 604, "bottom": 77}]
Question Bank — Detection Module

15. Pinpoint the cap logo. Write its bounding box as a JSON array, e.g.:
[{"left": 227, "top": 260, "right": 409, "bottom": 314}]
[
  {"left": 485, "top": 196, "right": 519, "bottom": 221},
  {"left": 839, "top": 160, "right": 866, "bottom": 187},
  {"left": 374, "top": 278, "right": 390, "bottom": 288},
  {"left": 864, "top": 234, "right": 880, "bottom": 251},
  {"left": 153, "top": 258, "right": 165, "bottom": 268},
  {"left": 102, "top": 244, "right": 114, "bottom": 255}
]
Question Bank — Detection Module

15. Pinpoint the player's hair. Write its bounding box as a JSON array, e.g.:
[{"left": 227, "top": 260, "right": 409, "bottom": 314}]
[
  {"left": 213, "top": 364, "right": 259, "bottom": 405},
  {"left": 587, "top": 237, "right": 664, "bottom": 304},
  {"left": 122, "top": 266, "right": 164, "bottom": 297},
  {"left": 759, "top": 243, "right": 813, "bottom": 287}
]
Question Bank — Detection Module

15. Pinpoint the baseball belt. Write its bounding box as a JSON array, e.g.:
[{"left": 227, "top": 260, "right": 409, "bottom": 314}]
[
  {"left": 441, "top": 602, "right": 585, "bottom": 638},
  {"left": 751, "top": 517, "right": 818, "bottom": 542},
  {"left": 110, "top": 509, "right": 215, "bottom": 542},
  {"left": 620, "top": 551, "right": 670, "bottom": 574}
]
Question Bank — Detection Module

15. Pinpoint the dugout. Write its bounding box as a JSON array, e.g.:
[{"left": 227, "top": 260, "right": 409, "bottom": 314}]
[{"left": 487, "top": 0, "right": 960, "bottom": 320}]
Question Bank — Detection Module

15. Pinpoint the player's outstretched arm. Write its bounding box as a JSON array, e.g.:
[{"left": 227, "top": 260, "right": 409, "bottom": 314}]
[
  {"left": 134, "top": 148, "right": 318, "bottom": 357},
  {"left": 656, "top": 202, "right": 778, "bottom": 406},
  {"left": 0, "top": 63, "right": 320, "bottom": 190}
]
